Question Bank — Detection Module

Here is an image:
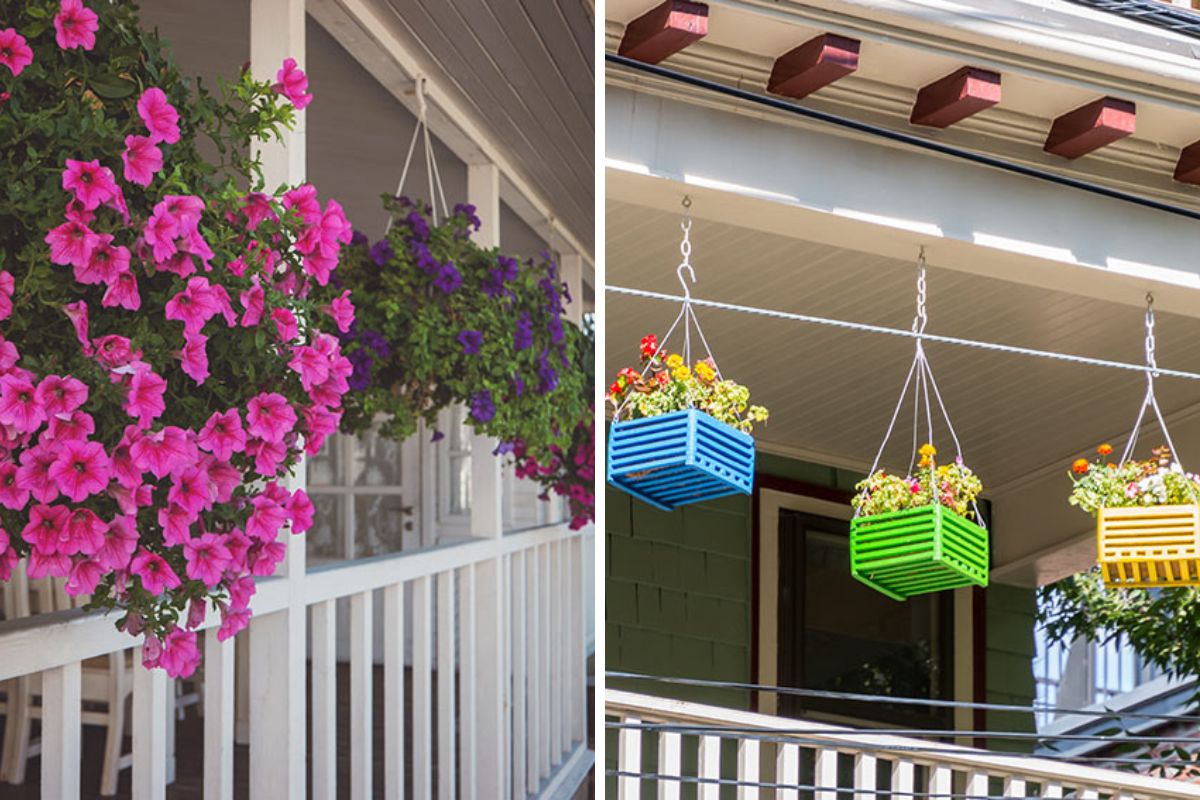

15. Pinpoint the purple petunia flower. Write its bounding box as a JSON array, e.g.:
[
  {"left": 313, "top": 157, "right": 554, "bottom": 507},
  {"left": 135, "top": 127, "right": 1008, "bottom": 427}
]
[
  {"left": 405, "top": 210, "right": 430, "bottom": 241},
  {"left": 409, "top": 240, "right": 439, "bottom": 274},
  {"left": 546, "top": 313, "right": 564, "bottom": 345},
  {"left": 434, "top": 262, "right": 462, "bottom": 294},
  {"left": 492, "top": 441, "right": 515, "bottom": 456},
  {"left": 430, "top": 430, "right": 445, "bottom": 443},
  {"left": 498, "top": 255, "right": 519, "bottom": 282},
  {"left": 513, "top": 373, "right": 525, "bottom": 396},
  {"left": 350, "top": 229, "right": 369, "bottom": 247},
  {"left": 457, "top": 329, "right": 483, "bottom": 356},
  {"left": 514, "top": 312, "right": 533, "bottom": 351},
  {"left": 453, "top": 202, "right": 482, "bottom": 233},
  {"left": 537, "top": 349, "right": 558, "bottom": 394},
  {"left": 369, "top": 239, "right": 394, "bottom": 266},
  {"left": 470, "top": 390, "right": 496, "bottom": 423}
]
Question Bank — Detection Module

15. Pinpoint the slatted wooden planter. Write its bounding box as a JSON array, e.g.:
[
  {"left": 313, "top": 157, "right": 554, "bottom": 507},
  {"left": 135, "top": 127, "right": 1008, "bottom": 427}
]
[
  {"left": 607, "top": 409, "right": 755, "bottom": 511},
  {"left": 850, "top": 504, "right": 989, "bottom": 601},
  {"left": 1097, "top": 504, "right": 1200, "bottom": 587}
]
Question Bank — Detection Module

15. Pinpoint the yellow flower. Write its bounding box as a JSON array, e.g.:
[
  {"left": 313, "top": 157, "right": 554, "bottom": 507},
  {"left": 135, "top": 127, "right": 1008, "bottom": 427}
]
[
  {"left": 672, "top": 365, "right": 691, "bottom": 381},
  {"left": 694, "top": 361, "right": 716, "bottom": 382},
  {"left": 665, "top": 354, "right": 683, "bottom": 369},
  {"left": 918, "top": 443, "right": 936, "bottom": 469}
]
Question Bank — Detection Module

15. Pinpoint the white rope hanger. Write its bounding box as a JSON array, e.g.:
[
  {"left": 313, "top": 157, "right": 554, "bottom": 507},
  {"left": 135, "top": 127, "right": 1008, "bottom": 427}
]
[
  {"left": 853, "top": 248, "right": 985, "bottom": 527},
  {"left": 387, "top": 75, "right": 450, "bottom": 230},
  {"left": 613, "top": 197, "right": 733, "bottom": 421},
  {"left": 1119, "top": 293, "right": 1184, "bottom": 467}
]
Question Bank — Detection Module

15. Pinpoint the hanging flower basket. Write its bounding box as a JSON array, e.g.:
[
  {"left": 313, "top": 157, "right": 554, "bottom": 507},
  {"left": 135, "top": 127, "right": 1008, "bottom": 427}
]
[
  {"left": 607, "top": 407, "right": 755, "bottom": 511},
  {"left": 1071, "top": 445, "right": 1200, "bottom": 588}
]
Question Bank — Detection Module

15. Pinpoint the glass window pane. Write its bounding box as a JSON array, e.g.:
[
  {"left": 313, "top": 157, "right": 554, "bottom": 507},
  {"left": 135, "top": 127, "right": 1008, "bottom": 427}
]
[
  {"left": 308, "top": 433, "right": 343, "bottom": 486},
  {"left": 354, "top": 494, "right": 412, "bottom": 557},
  {"left": 449, "top": 455, "right": 471, "bottom": 515},
  {"left": 354, "top": 427, "right": 402, "bottom": 487},
  {"left": 307, "top": 494, "right": 347, "bottom": 563}
]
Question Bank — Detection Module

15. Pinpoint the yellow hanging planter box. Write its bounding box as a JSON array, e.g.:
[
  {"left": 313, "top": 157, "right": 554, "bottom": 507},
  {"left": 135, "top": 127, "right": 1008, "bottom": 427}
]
[{"left": 1097, "top": 504, "right": 1200, "bottom": 588}]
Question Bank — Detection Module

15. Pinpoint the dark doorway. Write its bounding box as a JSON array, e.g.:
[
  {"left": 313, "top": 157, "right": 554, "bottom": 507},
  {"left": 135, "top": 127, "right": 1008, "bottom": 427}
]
[{"left": 776, "top": 508, "right": 953, "bottom": 727}]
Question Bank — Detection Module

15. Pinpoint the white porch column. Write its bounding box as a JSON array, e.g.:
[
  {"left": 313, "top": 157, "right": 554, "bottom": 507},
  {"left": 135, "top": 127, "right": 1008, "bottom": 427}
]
[
  {"left": 248, "top": 2, "right": 307, "bottom": 799},
  {"left": 561, "top": 253, "right": 584, "bottom": 326},
  {"left": 469, "top": 161, "right": 509, "bottom": 798}
]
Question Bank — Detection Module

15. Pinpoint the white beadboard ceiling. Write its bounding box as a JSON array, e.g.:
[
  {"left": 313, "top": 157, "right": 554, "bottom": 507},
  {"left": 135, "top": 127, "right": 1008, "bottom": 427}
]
[{"left": 606, "top": 199, "right": 1200, "bottom": 490}]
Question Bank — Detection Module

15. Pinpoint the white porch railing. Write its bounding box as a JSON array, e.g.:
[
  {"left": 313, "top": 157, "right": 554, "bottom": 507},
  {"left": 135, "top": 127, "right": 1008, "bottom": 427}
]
[
  {"left": 0, "top": 522, "right": 592, "bottom": 799},
  {"left": 607, "top": 689, "right": 1200, "bottom": 799}
]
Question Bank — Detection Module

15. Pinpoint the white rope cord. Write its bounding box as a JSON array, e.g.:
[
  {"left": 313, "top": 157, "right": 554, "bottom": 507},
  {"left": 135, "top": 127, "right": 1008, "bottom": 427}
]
[
  {"left": 1119, "top": 294, "right": 1184, "bottom": 467},
  {"left": 606, "top": 287, "right": 1200, "bottom": 383},
  {"left": 388, "top": 76, "right": 450, "bottom": 231}
]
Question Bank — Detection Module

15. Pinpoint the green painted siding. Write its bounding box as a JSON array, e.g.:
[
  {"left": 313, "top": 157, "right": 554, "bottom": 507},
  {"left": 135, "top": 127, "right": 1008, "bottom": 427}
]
[{"left": 985, "top": 582, "right": 1039, "bottom": 751}]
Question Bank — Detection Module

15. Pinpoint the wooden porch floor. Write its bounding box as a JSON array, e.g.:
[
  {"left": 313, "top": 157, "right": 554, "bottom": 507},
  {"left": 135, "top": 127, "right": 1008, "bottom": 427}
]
[{"left": 0, "top": 664, "right": 594, "bottom": 799}]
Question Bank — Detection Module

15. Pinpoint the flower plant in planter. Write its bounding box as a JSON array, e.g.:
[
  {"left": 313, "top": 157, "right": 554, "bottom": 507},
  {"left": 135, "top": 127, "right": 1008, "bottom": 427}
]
[
  {"left": 605, "top": 333, "right": 768, "bottom": 511},
  {"left": 0, "top": 0, "right": 353, "bottom": 675},
  {"left": 334, "top": 199, "right": 594, "bottom": 529},
  {"left": 1070, "top": 444, "right": 1200, "bottom": 587},
  {"left": 849, "top": 444, "right": 989, "bottom": 600}
]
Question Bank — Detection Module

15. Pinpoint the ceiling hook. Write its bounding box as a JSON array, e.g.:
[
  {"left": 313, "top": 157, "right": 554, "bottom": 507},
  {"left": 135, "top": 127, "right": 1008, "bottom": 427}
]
[{"left": 677, "top": 261, "right": 696, "bottom": 301}]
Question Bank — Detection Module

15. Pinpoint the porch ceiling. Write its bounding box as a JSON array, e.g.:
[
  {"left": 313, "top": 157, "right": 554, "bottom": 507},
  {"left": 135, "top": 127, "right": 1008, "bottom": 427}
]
[
  {"left": 605, "top": 198, "right": 1200, "bottom": 494},
  {"left": 378, "top": 0, "right": 595, "bottom": 253}
]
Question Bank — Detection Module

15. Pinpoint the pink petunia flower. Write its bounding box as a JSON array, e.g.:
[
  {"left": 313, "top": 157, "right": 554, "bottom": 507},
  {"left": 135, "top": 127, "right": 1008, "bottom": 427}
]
[
  {"left": 121, "top": 135, "right": 163, "bottom": 187},
  {"left": 198, "top": 409, "right": 246, "bottom": 461},
  {"left": 218, "top": 603, "right": 251, "bottom": 642},
  {"left": 21, "top": 503, "right": 71, "bottom": 554},
  {"left": 45, "top": 219, "right": 98, "bottom": 268},
  {"left": 0, "top": 28, "right": 33, "bottom": 76},
  {"left": 0, "top": 461, "right": 29, "bottom": 510},
  {"left": 0, "top": 374, "right": 46, "bottom": 433},
  {"left": 158, "top": 628, "right": 200, "bottom": 678},
  {"left": 240, "top": 193, "right": 277, "bottom": 230},
  {"left": 17, "top": 445, "right": 59, "bottom": 503},
  {"left": 101, "top": 270, "right": 140, "bottom": 311},
  {"left": 203, "top": 456, "right": 241, "bottom": 504},
  {"left": 158, "top": 502, "right": 195, "bottom": 546},
  {"left": 184, "top": 533, "right": 231, "bottom": 588},
  {"left": 227, "top": 573, "right": 257, "bottom": 610},
  {"left": 272, "top": 58, "right": 313, "bottom": 109},
  {"left": 283, "top": 184, "right": 321, "bottom": 223},
  {"left": 65, "top": 557, "right": 103, "bottom": 596},
  {"left": 246, "top": 492, "right": 288, "bottom": 543},
  {"left": 302, "top": 404, "right": 342, "bottom": 455},
  {"left": 287, "top": 488, "right": 314, "bottom": 533},
  {"left": 167, "top": 465, "right": 212, "bottom": 517},
  {"left": 74, "top": 234, "right": 130, "bottom": 286},
  {"left": 288, "top": 345, "right": 328, "bottom": 391},
  {"left": 130, "top": 548, "right": 181, "bottom": 596},
  {"left": 249, "top": 540, "right": 287, "bottom": 577},
  {"left": 324, "top": 290, "right": 355, "bottom": 333},
  {"left": 46, "top": 410, "right": 95, "bottom": 443},
  {"left": 92, "top": 334, "right": 138, "bottom": 368},
  {"left": 165, "top": 277, "right": 225, "bottom": 336},
  {"left": 62, "top": 159, "right": 119, "bottom": 211},
  {"left": 48, "top": 439, "right": 110, "bottom": 502},
  {"left": 137, "top": 87, "right": 180, "bottom": 144},
  {"left": 65, "top": 507, "right": 106, "bottom": 556},
  {"left": 35, "top": 374, "right": 88, "bottom": 417},
  {"left": 0, "top": 271, "right": 14, "bottom": 322},
  {"left": 54, "top": 0, "right": 98, "bottom": 51},
  {"left": 27, "top": 548, "right": 71, "bottom": 579},
  {"left": 246, "top": 393, "right": 296, "bottom": 443},
  {"left": 94, "top": 515, "right": 138, "bottom": 571},
  {"left": 178, "top": 333, "right": 209, "bottom": 385},
  {"left": 62, "top": 300, "right": 92, "bottom": 355},
  {"left": 186, "top": 597, "right": 206, "bottom": 630},
  {"left": 143, "top": 204, "right": 180, "bottom": 262},
  {"left": 129, "top": 425, "right": 193, "bottom": 479},
  {"left": 245, "top": 436, "right": 287, "bottom": 476},
  {"left": 122, "top": 368, "right": 166, "bottom": 427},
  {"left": 239, "top": 281, "right": 264, "bottom": 327},
  {"left": 270, "top": 307, "right": 298, "bottom": 342}
]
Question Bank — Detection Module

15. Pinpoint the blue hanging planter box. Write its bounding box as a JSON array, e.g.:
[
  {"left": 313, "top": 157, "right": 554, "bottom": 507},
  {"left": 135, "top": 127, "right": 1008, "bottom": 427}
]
[{"left": 607, "top": 409, "right": 755, "bottom": 511}]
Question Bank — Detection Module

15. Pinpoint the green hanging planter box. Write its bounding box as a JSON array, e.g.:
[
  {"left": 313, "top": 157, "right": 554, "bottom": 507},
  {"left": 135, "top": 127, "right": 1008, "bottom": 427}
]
[{"left": 850, "top": 504, "right": 989, "bottom": 601}]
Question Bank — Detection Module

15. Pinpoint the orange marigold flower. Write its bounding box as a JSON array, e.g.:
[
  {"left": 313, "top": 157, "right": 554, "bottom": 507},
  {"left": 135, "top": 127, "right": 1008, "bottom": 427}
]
[
  {"left": 1072, "top": 458, "right": 1090, "bottom": 474},
  {"left": 1097, "top": 443, "right": 1113, "bottom": 456}
]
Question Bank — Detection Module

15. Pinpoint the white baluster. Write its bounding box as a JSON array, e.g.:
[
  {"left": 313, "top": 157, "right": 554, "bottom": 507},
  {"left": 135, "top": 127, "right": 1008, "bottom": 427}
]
[
  {"left": 965, "top": 770, "right": 988, "bottom": 799},
  {"left": 383, "top": 583, "right": 406, "bottom": 800},
  {"left": 893, "top": 759, "right": 914, "bottom": 798},
  {"left": 310, "top": 600, "right": 337, "bottom": 799},
  {"left": 1080, "top": 789, "right": 1099, "bottom": 800},
  {"left": 551, "top": 541, "right": 564, "bottom": 764},
  {"left": 737, "top": 738, "right": 760, "bottom": 800},
  {"left": 413, "top": 576, "right": 434, "bottom": 798},
  {"left": 41, "top": 660, "right": 81, "bottom": 799},
  {"left": 511, "top": 552, "right": 527, "bottom": 800},
  {"left": 132, "top": 656, "right": 168, "bottom": 800},
  {"left": 698, "top": 734, "right": 721, "bottom": 800},
  {"left": 539, "top": 542, "right": 552, "bottom": 780},
  {"left": 853, "top": 752, "right": 875, "bottom": 800},
  {"left": 776, "top": 743, "right": 800, "bottom": 800},
  {"left": 527, "top": 547, "right": 542, "bottom": 796},
  {"left": 1041, "top": 783, "right": 1063, "bottom": 799},
  {"left": 571, "top": 534, "right": 586, "bottom": 745},
  {"left": 618, "top": 716, "right": 642, "bottom": 800},
  {"left": 204, "top": 629, "right": 235, "bottom": 800},
  {"left": 814, "top": 747, "right": 837, "bottom": 800},
  {"left": 437, "top": 571, "right": 457, "bottom": 799},
  {"left": 459, "top": 565, "right": 477, "bottom": 800},
  {"left": 351, "top": 590, "right": 373, "bottom": 800},
  {"left": 658, "top": 730, "right": 682, "bottom": 800},
  {"left": 1004, "top": 775, "right": 1026, "bottom": 797},
  {"left": 929, "top": 764, "right": 953, "bottom": 798}
]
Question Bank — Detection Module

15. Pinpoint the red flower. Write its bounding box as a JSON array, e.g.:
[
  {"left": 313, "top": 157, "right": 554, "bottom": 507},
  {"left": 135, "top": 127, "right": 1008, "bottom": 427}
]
[
  {"left": 640, "top": 334, "right": 659, "bottom": 358},
  {"left": 608, "top": 381, "right": 623, "bottom": 398}
]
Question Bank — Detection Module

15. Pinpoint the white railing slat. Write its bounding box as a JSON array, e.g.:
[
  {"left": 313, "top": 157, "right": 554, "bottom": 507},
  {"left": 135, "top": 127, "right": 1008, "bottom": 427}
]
[
  {"left": 893, "top": 759, "right": 914, "bottom": 795},
  {"left": 41, "top": 660, "right": 81, "bottom": 800},
  {"left": 814, "top": 746, "right": 838, "bottom": 800},
  {"left": 132, "top": 654, "right": 168, "bottom": 800},
  {"left": 459, "top": 565, "right": 478, "bottom": 800},
  {"left": 539, "top": 542, "right": 552, "bottom": 780},
  {"left": 929, "top": 764, "right": 953, "bottom": 798},
  {"left": 658, "top": 730, "right": 682, "bottom": 800},
  {"left": 475, "top": 557, "right": 507, "bottom": 796},
  {"left": 437, "top": 571, "right": 457, "bottom": 800},
  {"left": 248, "top": 606, "right": 306, "bottom": 799},
  {"left": 618, "top": 716, "right": 642, "bottom": 800},
  {"left": 203, "top": 628, "right": 235, "bottom": 800},
  {"left": 571, "top": 535, "right": 586, "bottom": 745},
  {"left": 557, "top": 539, "right": 570, "bottom": 759},
  {"left": 853, "top": 752, "right": 875, "bottom": 800},
  {"left": 776, "top": 743, "right": 800, "bottom": 800},
  {"left": 1042, "top": 782, "right": 1063, "bottom": 798},
  {"left": 965, "top": 770, "right": 988, "bottom": 798},
  {"left": 413, "top": 576, "right": 434, "bottom": 799},
  {"left": 1081, "top": 789, "right": 1100, "bottom": 800},
  {"left": 350, "top": 590, "right": 373, "bottom": 800},
  {"left": 310, "top": 599, "right": 337, "bottom": 800},
  {"left": 1004, "top": 775, "right": 1026, "bottom": 797},
  {"left": 736, "top": 737, "right": 760, "bottom": 800},
  {"left": 511, "top": 552, "right": 528, "bottom": 800},
  {"left": 383, "top": 582, "right": 406, "bottom": 800},
  {"left": 698, "top": 734, "right": 721, "bottom": 800},
  {"left": 527, "top": 546, "right": 542, "bottom": 796},
  {"left": 549, "top": 541, "right": 562, "bottom": 768}
]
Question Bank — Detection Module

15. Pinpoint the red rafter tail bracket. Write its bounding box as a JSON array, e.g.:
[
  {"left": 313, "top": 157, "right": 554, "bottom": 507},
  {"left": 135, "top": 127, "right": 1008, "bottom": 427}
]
[
  {"left": 909, "top": 67, "right": 1001, "bottom": 128},
  {"left": 1043, "top": 96, "right": 1136, "bottom": 159},
  {"left": 767, "top": 34, "right": 860, "bottom": 100},
  {"left": 1173, "top": 140, "right": 1200, "bottom": 184},
  {"left": 617, "top": 0, "right": 709, "bottom": 65}
]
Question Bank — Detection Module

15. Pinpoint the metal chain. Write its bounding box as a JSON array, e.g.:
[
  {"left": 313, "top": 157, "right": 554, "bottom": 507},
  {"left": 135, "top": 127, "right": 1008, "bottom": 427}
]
[
  {"left": 911, "top": 246, "right": 928, "bottom": 335},
  {"left": 1145, "top": 292, "right": 1158, "bottom": 377}
]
